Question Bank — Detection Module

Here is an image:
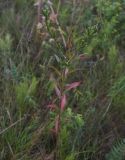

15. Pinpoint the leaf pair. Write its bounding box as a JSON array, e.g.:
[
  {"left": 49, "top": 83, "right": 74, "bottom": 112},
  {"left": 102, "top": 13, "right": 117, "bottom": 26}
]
[{"left": 60, "top": 82, "right": 81, "bottom": 111}]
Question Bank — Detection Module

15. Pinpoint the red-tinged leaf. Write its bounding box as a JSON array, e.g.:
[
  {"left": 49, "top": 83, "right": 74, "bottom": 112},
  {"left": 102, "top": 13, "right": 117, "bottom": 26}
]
[
  {"left": 47, "top": 103, "right": 56, "bottom": 110},
  {"left": 61, "top": 94, "right": 67, "bottom": 111},
  {"left": 79, "top": 54, "right": 90, "bottom": 61},
  {"left": 66, "top": 82, "right": 81, "bottom": 91},
  {"left": 55, "top": 85, "right": 61, "bottom": 99}
]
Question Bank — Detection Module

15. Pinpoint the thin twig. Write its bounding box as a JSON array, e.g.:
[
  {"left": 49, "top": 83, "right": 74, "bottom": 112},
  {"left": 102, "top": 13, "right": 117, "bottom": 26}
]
[
  {"left": 0, "top": 116, "right": 25, "bottom": 135},
  {"left": 102, "top": 100, "right": 113, "bottom": 119}
]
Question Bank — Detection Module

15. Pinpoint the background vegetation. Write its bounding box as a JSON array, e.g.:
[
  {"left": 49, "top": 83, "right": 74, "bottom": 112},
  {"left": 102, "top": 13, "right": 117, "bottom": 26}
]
[{"left": 0, "top": 0, "right": 125, "bottom": 159}]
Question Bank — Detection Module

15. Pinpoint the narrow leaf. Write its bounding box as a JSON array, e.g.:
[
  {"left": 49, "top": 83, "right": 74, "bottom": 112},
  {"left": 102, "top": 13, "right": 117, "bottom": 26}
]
[
  {"left": 55, "top": 85, "right": 61, "bottom": 99},
  {"left": 64, "top": 68, "right": 69, "bottom": 78},
  {"left": 61, "top": 94, "right": 67, "bottom": 111},
  {"left": 66, "top": 82, "right": 81, "bottom": 91}
]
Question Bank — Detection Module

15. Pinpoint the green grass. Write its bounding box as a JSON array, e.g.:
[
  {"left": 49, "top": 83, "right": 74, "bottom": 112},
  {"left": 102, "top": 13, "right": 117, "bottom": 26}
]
[{"left": 0, "top": 0, "right": 125, "bottom": 159}]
